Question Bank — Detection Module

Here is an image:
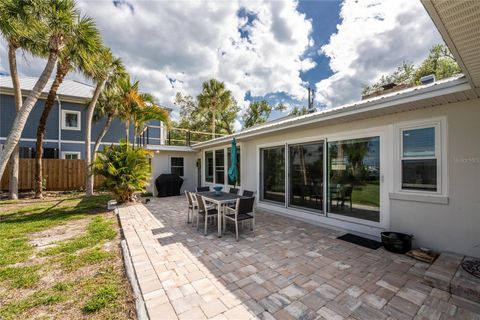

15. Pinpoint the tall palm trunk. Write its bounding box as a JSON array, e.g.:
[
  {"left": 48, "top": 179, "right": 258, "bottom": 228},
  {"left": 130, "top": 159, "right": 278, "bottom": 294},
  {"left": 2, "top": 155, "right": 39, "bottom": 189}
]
[
  {"left": 34, "top": 62, "right": 68, "bottom": 198},
  {"left": 7, "top": 43, "right": 21, "bottom": 199},
  {"left": 125, "top": 119, "right": 130, "bottom": 145},
  {"left": 85, "top": 79, "right": 106, "bottom": 196},
  {"left": 0, "top": 51, "right": 58, "bottom": 182},
  {"left": 93, "top": 111, "right": 114, "bottom": 162},
  {"left": 211, "top": 99, "right": 216, "bottom": 138}
]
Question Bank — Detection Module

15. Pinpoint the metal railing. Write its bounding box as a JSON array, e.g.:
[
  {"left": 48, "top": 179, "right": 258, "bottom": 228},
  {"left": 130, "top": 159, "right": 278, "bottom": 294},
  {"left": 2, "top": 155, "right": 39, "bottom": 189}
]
[{"left": 136, "top": 125, "right": 226, "bottom": 147}]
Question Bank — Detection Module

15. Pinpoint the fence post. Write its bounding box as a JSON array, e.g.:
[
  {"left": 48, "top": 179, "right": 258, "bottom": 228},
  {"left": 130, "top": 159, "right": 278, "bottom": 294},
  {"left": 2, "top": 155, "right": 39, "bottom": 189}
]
[{"left": 187, "top": 130, "right": 191, "bottom": 146}]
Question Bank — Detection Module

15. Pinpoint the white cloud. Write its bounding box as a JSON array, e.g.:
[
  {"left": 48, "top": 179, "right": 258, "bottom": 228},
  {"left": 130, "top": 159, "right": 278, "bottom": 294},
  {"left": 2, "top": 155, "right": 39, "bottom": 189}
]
[
  {"left": 315, "top": 0, "right": 442, "bottom": 108},
  {"left": 1, "top": 0, "right": 313, "bottom": 116}
]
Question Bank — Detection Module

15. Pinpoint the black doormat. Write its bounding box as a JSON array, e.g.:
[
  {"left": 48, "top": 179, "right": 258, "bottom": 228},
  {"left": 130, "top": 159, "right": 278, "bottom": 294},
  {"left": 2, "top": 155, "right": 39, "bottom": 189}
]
[{"left": 337, "top": 233, "right": 382, "bottom": 250}]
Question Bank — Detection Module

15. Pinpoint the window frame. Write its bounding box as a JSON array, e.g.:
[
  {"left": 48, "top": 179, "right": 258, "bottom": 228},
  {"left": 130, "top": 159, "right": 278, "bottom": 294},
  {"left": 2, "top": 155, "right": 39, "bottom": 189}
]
[
  {"left": 395, "top": 117, "right": 447, "bottom": 197},
  {"left": 169, "top": 156, "right": 184, "bottom": 177},
  {"left": 203, "top": 144, "right": 242, "bottom": 187},
  {"left": 204, "top": 150, "right": 214, "bottom": 183},
  {"left": 61, "top": 151, "right": 81, "bottom": 160},
  {"left": 61, "top": 110, "right": 81, "bottom": 131}
]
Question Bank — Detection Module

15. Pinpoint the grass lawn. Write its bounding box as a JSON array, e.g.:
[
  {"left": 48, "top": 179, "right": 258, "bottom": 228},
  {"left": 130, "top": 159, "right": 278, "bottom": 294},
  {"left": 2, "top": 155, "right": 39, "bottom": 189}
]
[
  {"left": 352, "top": 182, "right": 380, "bottom": 207},
  {"left": 0, "top": 193, "right": 135, "bottom": 319}
]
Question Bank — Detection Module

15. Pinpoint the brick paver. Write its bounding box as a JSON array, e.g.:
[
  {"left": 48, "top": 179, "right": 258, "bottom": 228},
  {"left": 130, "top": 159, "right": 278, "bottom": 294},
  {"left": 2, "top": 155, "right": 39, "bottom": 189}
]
[{"left": 117, "top": 197, "right": 480, "bottom": 319}]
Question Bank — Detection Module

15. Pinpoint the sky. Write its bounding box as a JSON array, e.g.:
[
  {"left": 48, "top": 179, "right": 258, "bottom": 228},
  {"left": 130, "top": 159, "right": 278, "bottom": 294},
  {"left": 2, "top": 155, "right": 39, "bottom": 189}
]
[{"left": 0, "top": 0, "right": 443, "bottom": 130}]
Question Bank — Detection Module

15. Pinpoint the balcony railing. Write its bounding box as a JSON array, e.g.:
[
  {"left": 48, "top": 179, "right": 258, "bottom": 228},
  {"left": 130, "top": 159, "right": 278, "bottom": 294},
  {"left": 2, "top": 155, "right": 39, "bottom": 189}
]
[{"left": 136, "top": 125, "right": 226, "bottom": 147}]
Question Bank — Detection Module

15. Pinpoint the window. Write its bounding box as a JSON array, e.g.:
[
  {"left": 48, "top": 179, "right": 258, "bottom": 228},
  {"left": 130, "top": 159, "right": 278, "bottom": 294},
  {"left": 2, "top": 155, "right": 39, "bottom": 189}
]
[
  {"left": 62, "top": 152, "right": 80, "bottom": 160},
  {"left": 215, "top": 149, "right": 225, "bottom": 184},
  {"left": 62, "top": 110, "right": 81, "bottom": 130},
  {"left": 205, "top": 151, "right": 213, "bottom": 182},
  {"left": 19, "top": 147, "right": 35, "bottom": 159},
  {"left": 260, "top": 146, "right": 285, "bottom": 204},
  {"left": 401, "top": 126, "right": 437, "bottom": 192},
  {"left": 170, "top": 157, "right": 184, "bottom": 177},
  {"left": 227, "top": 146, "right": 241, "bottom": 186},
  {"left": 327, "top": 136, "right": 380, "bottom": 222},
  {"left": 289, "top": 141, "right": 324, "bottom": 212}
]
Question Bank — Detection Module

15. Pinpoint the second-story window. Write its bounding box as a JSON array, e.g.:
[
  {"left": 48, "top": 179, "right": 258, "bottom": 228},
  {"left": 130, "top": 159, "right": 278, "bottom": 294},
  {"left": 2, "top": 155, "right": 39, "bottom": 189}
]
[{"left": 62, "top": 110, "right": 81, "bottom": 131}]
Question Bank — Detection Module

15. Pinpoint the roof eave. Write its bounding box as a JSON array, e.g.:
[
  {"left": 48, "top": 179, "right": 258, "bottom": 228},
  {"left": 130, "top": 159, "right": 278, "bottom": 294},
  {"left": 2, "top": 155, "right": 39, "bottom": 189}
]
[{"left": 421, "top": 0, "right": 477, "bottom": 89}]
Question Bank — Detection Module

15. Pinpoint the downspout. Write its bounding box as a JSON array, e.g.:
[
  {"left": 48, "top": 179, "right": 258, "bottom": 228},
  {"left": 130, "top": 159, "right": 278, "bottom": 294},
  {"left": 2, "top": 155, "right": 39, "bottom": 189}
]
[{"left": 56, "top": 95, "right": 61, "bottom": 156}]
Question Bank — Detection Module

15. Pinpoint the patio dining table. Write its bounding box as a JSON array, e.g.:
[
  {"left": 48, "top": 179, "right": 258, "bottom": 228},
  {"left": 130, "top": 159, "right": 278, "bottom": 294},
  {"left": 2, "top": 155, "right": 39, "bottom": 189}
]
[{"left": 196, "top": 191, "right": 247, "bottom": 237}]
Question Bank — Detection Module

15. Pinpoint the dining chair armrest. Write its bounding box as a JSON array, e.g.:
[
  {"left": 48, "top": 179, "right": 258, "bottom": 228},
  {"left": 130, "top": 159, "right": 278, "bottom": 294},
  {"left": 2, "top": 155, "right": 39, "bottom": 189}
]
[{"left": 224, "top": 206, "right": 236, "bottom": 214}]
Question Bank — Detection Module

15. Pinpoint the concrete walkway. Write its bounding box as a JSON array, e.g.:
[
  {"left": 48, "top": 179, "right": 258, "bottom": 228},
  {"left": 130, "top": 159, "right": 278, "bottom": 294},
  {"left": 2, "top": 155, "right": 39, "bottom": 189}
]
[{"left": 118, "top": 197, "right": 480, "bottom": 320}]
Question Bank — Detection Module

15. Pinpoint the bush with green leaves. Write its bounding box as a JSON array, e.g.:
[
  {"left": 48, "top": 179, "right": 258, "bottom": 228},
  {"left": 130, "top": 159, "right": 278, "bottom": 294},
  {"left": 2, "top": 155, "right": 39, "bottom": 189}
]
[{"left": 93, "top": 141, "right": 151, "bottom": 202}]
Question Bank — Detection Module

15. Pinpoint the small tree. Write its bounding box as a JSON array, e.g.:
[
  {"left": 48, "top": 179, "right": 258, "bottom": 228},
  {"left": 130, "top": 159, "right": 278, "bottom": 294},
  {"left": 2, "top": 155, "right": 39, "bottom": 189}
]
[
  {"left": 242, "top": 100, "right": 286, "bottom": 128},
  {"left": 93, "top": 141, "right": 151, "bottom": 203}
]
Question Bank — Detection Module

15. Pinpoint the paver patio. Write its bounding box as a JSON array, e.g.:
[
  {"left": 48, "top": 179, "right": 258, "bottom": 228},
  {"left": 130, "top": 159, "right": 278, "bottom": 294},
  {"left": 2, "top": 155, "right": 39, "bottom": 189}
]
[{"left": 117, "top": 196, "right": 480, "bottom": 320}]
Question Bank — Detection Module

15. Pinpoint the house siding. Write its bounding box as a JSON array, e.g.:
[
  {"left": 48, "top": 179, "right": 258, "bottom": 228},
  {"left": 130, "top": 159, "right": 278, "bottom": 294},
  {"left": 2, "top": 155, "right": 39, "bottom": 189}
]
[
  {"left": 0, "top": 93, "right": 163, "bottom": 159},
  {"left": 193, "top": 99, "right": 480, "bottom": 258}
]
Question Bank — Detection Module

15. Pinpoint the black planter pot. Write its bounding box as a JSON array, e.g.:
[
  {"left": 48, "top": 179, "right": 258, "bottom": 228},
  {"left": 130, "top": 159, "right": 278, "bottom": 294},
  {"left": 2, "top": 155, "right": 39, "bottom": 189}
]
[{"left": 381, "top": 232, "right": 413, "bottom": 254}]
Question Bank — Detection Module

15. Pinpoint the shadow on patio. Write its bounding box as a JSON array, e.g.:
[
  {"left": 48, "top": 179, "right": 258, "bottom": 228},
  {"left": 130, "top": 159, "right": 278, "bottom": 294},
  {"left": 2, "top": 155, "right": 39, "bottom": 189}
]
[{"left": 118, "top": 196, "right": 480, "bottom": 320}]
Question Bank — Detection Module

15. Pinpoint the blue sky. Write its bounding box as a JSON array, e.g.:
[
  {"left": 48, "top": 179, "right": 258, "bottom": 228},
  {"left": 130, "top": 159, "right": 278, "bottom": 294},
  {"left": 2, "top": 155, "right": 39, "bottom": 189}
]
[
  {"left": 297, "top": 0, "right": 341, "bottom": 88},
  {"left": 0, "top": 0, "right": 442, "bottom": 129}
]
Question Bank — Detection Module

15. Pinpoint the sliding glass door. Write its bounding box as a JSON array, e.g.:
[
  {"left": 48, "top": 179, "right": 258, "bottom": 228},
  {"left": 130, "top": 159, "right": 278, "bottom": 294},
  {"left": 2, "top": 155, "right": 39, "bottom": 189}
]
[
  {"left": 327, "top": 136, "right": 380, "bottom": 222},
  {"left": 289, "top": 141, "right": 324, "bottom": 212},
  {"left": 260, "top": 146, "right": 285, "bottom": 204}
]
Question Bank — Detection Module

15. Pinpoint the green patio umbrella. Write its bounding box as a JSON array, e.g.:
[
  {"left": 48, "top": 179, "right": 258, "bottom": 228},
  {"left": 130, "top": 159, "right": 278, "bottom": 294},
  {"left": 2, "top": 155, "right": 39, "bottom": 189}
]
[{"left": 228, "top": 138, "right": 238, "bottom": 186}]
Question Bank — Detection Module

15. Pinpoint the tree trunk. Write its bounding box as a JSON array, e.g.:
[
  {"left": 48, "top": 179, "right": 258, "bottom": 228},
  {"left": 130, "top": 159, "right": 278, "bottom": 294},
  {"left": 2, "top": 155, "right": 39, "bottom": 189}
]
[
  {"left": 125, "top": 119, "right": 130, "bottom": 145},
  {"left": 93, "top": 112, "right": 114, "bottom": 163},
  {"left": 7, "top": 43, "right": 21, "bottom": 199},
  {"left": 85, "top": 79, "right": 106, "bottom": 197},
  {"left": 0, "top": 51, "right": 58, "bottom": 183},
  {"left": 211, "top": 100, "right": 216, "bottom": 138},
  {"left": 34, "top": 63, "right": 68, "bottom": 198}
]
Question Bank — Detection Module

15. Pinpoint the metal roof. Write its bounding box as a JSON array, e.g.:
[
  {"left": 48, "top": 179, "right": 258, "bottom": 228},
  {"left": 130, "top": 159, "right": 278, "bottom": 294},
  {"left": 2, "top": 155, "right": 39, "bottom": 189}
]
[
  {"left": 422, "top": 0, "right": 480, "bottom": 89},
  {"left": 192, "top": 75, "right": 478, "bottom": 149},
  {"left": 0, "top": 75, "right": 94, "bottom": 103}
]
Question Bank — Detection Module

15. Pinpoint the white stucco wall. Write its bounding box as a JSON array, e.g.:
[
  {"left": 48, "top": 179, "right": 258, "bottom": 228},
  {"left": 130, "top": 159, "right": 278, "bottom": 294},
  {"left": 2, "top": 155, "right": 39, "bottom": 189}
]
[
  {"left": 150, "top": 151, "right": 199, "bottom": 195},
  {"left": 194, "top": 99, "right": 480, "bottom": 257}
]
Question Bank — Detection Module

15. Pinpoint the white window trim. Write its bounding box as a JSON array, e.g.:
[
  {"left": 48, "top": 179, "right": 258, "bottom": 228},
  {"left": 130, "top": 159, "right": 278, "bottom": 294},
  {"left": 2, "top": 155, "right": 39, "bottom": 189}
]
[
  {"left": 202, "top": 144, "right": 243, "bottom": 188},
  {"left": 61, "top": 151, "right": 81, "bottom": 160},
  {"left": 169, "top": 156, "right": 184, "bottom": 177},
  {"left": 392, "top": 117, "right": 448, "bottom": 201},
  {"left": 61, "top": 110, "right": 81, "bottom": 131}
]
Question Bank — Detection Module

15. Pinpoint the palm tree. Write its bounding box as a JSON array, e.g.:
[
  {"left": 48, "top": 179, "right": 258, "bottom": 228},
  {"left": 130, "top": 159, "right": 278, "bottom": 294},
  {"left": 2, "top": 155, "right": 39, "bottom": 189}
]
[
  {"left": 0, "top": 0, "right": 31, "bottom": 199},
  {"left": 131, "top": 93, "right": 170, "bottom": 148},
  {"left": 34, "top": 15, "right": 102, "bottom": 198},
  {"left": 197, "top": 79, "right": 236, "bottom": 136},
  {"left": 92, "top": 85, "right": 122, "bottom": 161},
  {"left": 84, "top": 48, "right": 124, "bottom": 196},
  {"left": 0, "top": 0, "right": 77, "bottom": 184},
  {"left": 115, "top": 76, "right": 144, "bottom": 143}
]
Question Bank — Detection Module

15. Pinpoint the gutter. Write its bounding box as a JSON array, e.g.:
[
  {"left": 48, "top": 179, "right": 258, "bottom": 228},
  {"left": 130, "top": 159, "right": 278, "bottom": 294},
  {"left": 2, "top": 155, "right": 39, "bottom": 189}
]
[{"left": 192, "top": 76, "right": 471, "bottom": 149}]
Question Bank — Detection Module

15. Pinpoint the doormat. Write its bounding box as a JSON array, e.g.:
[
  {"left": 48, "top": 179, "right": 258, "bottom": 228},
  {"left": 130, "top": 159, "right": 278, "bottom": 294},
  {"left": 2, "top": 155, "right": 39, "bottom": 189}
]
[{"left": 337, "top": 233, "right": 382, "bottom": 250}]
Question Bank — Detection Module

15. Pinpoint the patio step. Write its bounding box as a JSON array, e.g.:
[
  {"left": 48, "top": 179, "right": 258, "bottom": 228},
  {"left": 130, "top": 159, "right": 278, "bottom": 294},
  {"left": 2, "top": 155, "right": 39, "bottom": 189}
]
[{"left": 424, "top": 252, "right": 480, "bottom": 304}]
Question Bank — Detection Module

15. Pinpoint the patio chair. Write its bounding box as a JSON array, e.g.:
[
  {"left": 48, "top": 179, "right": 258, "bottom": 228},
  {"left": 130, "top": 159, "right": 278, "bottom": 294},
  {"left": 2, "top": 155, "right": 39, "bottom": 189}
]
[
  {"left": 196, "top": 186, "right": 210, "bottom": 192},
  {"left": 229, "top": 187, "right": 240, "bottom": 194},
  {"left": 195, "top": 194, "right": 218, "bottom": 236},
  {"left": 223, "top": 197, "right": 255, "bottom": 241},
  {"left": 242, "top": 190, "right": 255, "bottom": 197},
  {"left": 185, "top": 191, "right": 198, "bottom": 225},
  {"left": 333, "top": 184, "right": 353, "bottom": 212}
]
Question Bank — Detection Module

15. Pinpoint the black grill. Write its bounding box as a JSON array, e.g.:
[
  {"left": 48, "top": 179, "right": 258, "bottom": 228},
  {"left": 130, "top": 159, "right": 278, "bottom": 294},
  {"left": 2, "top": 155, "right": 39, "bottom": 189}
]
[
  {"left": 155, "top": 174, "right": 183, "bottom": 197},
  {"left": 462, "top": 258, "right": 480, "bottom": 279}
]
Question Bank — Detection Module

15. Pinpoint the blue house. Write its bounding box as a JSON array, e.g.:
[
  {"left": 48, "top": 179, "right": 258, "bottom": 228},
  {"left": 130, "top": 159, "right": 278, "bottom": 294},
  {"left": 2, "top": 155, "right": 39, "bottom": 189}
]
[{"left": 0, "top": 75, "right": 164, "bottom": 159}]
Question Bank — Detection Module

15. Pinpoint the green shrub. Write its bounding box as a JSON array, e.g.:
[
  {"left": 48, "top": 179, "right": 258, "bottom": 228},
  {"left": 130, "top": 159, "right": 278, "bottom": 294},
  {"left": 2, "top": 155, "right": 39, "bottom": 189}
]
[{"left": 93, "top": 141, "right": 151, "bottom": 202}]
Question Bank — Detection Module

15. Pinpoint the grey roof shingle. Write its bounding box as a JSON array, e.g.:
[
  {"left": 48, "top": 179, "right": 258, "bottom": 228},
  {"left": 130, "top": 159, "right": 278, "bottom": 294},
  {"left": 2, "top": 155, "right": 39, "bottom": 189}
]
[{"left": 0, "top": 75, "right": 94, "bottom": 99}]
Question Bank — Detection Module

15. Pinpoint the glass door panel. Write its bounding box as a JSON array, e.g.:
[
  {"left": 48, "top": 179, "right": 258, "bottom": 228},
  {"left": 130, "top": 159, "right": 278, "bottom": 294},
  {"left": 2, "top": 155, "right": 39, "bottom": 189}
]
[
  {"left": 327, "top": 136, "right": 380, "bottom": 222},
  {"left": 261, "top": 146, "right": 285, "bottom": 204},
  {"left": 289, "top": 141, "right": 324, "bottom": 212}
]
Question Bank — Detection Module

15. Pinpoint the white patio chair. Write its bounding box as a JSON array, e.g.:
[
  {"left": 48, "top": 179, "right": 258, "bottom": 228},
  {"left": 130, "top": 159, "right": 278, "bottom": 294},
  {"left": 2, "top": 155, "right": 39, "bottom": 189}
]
[
  {"left": 195, "top": 194, "right": 218, "bottom": 236},
  {"left": 185, "top": 191, "right": 198, "bottom": 225}
]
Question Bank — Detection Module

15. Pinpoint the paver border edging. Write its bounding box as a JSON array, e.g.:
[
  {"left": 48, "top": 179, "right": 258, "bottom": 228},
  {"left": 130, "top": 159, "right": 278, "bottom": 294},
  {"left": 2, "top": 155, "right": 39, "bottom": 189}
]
[{"left": 116, "top": 208, "right": 149, "bottom": 320}]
